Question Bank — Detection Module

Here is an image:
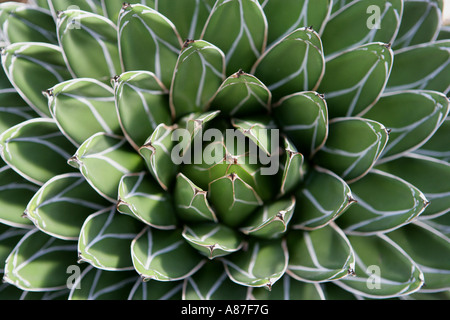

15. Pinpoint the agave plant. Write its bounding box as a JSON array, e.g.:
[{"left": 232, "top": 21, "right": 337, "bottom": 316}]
[{"left": 0, "top": 0, "right": 449, "bottom": 301}]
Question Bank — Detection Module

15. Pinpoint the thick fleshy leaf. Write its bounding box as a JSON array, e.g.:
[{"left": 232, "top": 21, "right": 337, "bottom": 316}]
[
  {"left": 57, "top": 9, "right": 121, "bottom": 82},
  {"left": 78, "top": 206, "right": 143, "bottom": 271},
  {"left": 437, "top": 25, "right": 450, "bottom": 41},
  {"left": 313, "top": 117, "right": 389, "bottom": 182},
  {"left": 375, "top": 154, "right": 450, "bottom": 219},
  {"left": 209, "top": 70, "right": 271, "bottom": 117},
  {"left": 128, "top": 278, "right": 183, "bottom": 300},
  {"left": 321, "top": 0, "right": 403, "bottom": 57},
  {"left": 386, "top": 221, "right": 450, "bottom": 292},
  {"left": 363, "top": 90, "right": 449, "bottom": 162},
  {"left": 385, "top": 41, "right": 450, "bottom": 95},
  {"left": 318, "top": 43, "right": 393, "bottom": 118},
  {"left": 423, "top": 213, "right": 450, "bottom": 238},
  {"left": 118, "top": 4, "right": 182, "bottom": 88},
  {"left": 131, "top": 227, "right": 206, "bottom": 281},
  {"left": 337, "top": 234, "right": 424, "bottom": 298},
  {"left": 291, "top": 166, "right": 355, "bottom": 230},
  {"left": 337, "top": 169, "right": 429, "bottom": 235},
  {"left": 113, "top": 71, "right": 171, "bottom": 151},
  {"left": 278, "top": 137, "right": 305, "bottom": 196},
  {"left": 208, "top": 173, "right": 263, "bottom": 227},
  {"left": 403, "top": 290, "right": 450, "bottom": 301},
  {"left": 251, "top": 274, "right": 324, "bottom": 300},
  {"left": 182, "top": 223, "right": 244, "bottom": 259},
  {"left": 274, "top": 91, "right": 328, "bottom": 157},
  {"left": 251, "top": 27, "right": 324, "bottom": 102},
  {"left": 25, "top": 173, "right": 109, "bottom": 240},
  {"left": 169, "top": 40, "right": 225, "bottom": 119},
  {"left": 0, "top": 118, "right": 76, "bottom": 185},
  {"left": 231, "top": 116, "right": 277, "bottom": 156},
  {"left": 69, "top": 265, "right": 138, "bottom": 300},
  {"left": 416, "top": 117, "right": 450, "bottom": 162},
  {"left": 139, "top": 124, "right": 177, "bottom": 191},
  {"left": 68, "top": 132, "right": 144, "bottom": 202},
  {"left": 174, "top": 173, "right": 217, "bottom": 223},
  {"left": 222, "top": 238, "right": 288, "bottom": 289},
  {"left": 183, "top": 260, "right": 249, "bottom": 300},
  {"left": 156, "top": 0, "right": 216, "bottom": 40},
  {"left": 287, "top": 223, "right": 355, "bottom": 283},
  {"left": 393, "top": 0, "right": 443, "bottom": 49},
  {"left": 201, "top": 0, "right": 267, "bottom": 75},
  {"left": 48, "top": 78, "right": 120, "bottom": 146},
  {"left": 1, "top": 42, "right": 71, "bottom": 117},
  {"left": 0, "top": 284, "right": 70, "bottom": 300},
  {"left": 117, "top": 172, "right": 177, "bottom": 229},
  {"left": 240, "top": 196, "right": 296, "bottom": 239},
  {"left": 0, "top": 4, "right": 57, "bottom": 44},
  {"left": 47, "top": 0, "right": 103, "bottom": 18},
  {"left": 0, "top": 88, "right": 37, "bottom": 134},
  {"left": 3, "top": 228, "right": 78, "bottom": 291},
  {"left": 0, "top": 224, "right": 28, "bottom": 272},
  {"left": 260, "top": 0, "right": 331, "bottom": 46},
  {"left": 0, "top": 161, "right": 37, "bottom": 228}
]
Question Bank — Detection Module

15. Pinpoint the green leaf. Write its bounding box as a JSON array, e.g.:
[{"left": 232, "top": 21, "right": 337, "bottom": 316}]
[
  {"left": 260, "top": 0, "right": 331, "bottom": 47},
  {"left": 1, "top": 42, "right": 71, "bottom": 117},
  {"left": 0, "top": 161, "right": 37, "bottom": 228},
  {"left": 48, "top": 78, "right": 121, "bottom": 146},
  {"left": 393, "top": 0, "right": 443, "bottom": 50},
  {"left": 117, "top": 172, "right": 177, "bottom": 230},
  {"left": 279, "top": 137, "right": 305, "bottom": 196},
  {"left": 337, "top": 169, "right": 429, "bottom": 235},
  {"left": 251, "top": 274, "right": 324, "bottom": 300},
  {"left": 208, "top": 173, "right": 263, "bottom": 227},
  {"left": 386, "top": 221, "right": 450, "bottom": 292},
  {"left": 68, "top": 132, "right": 144, "bottom": 202},
  {"left": 222, "top": 238, "right": 288, "bottom": 289},
  {"left": 0, "top": 88, "right": 37, "bottom": 134},
  {"left": 174, "top": 173, "right": 217, "bottom": 223},
  {"left": 47, "top": 0, "right": 103, "bottom": 17},
  {"left": 231, "top": 116, "right": 277, "bottom": 156},
  {"left": 0, "top": 118, "right": 76, "bottom": 185},
  {"left": 385, "top": 40, "right": 450, "bottom": 95},
  {"left": 0, "top": 223, "right": 28, "bottom": 272},
  {"left": 156, "top": 0, "right": 216, "bottom": 40},
  {"left": 57, "top": 9, "right": 121, "bottom": 82},
  {"left": 318, "top": 43, "right": 393, "bottom": 118},
  {"left": 78, "top": 206, "right": 143, "bottom": 271},
  {"left": 25, "top": 173, "right": 109, "bottom": 240},
  {"left": 182, "top": 223, "right": 244, "bottom": 259},
  {"left": 183, "top": 260, "right": 249, "bottom": 300},
  {"left": 131, "top": 227, "right": 206, "bottom": 281},
  {"left": 128, "top": 279, "right": 183, "bottom": 300},
  {"left": 240, "top": 196, "right": 296, "bottom": 239},
  {"left": 287, "top": 223, "right": 355, "bottom": 283},
  {"left": 274, "top": 91, "right": 328, "bottom": 157},
  {"left": 3, "top": 228, "right": 78, "bottom": 291},
  {"left": 118, "top": 4, "right": 182, "bottom": 88},
  {"left": 362, "top": 90, "right": 450, "bottom": 162},
  {"left": 321, "top": 0, "right": 403, "bottom": 57},
  {"left": 423, "top": 213, "right": 450, "bottom": 238},
  {"left": 113, "top": 71, "right": 171, "bottom": 151},
  {"left": 416, "top": 117, "right": 450, "bottom": 162},
  {"left": 291, "top": 166, "right": 355, "bottom": 230},
  {"left": 169, "top": 40, "right": 225, "bottom": 119},
  {"left": 337, "top": 234, "right": 424, "bottom": 298},
  {"left": 251, "top": 27, "right": 324, "bottom": 102},
  {"left": 313, "top": 117, "right": 389, "bottom": 182},
  {"left": 209, "top": 70, "right": 271, "bottom": 117},
  {"left": 201, "top": 0, "right": 267, "bottom": 75},
  {"left": 0, "top": 4, "right": 57, "bottom": 44},
  {"left": 69, "top": 265, "right": 138, "bottom": 300},
  {"left": 375, "top": 154, "right": 450, "bottom": 219},
  {"left": 139, "top": 124, "right": 178, "bottom": 191}
]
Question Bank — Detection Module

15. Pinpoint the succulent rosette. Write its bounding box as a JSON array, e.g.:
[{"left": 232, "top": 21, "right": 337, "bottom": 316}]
[{"left": 0, "top": 0, "right": 449, "bottom": 300}]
